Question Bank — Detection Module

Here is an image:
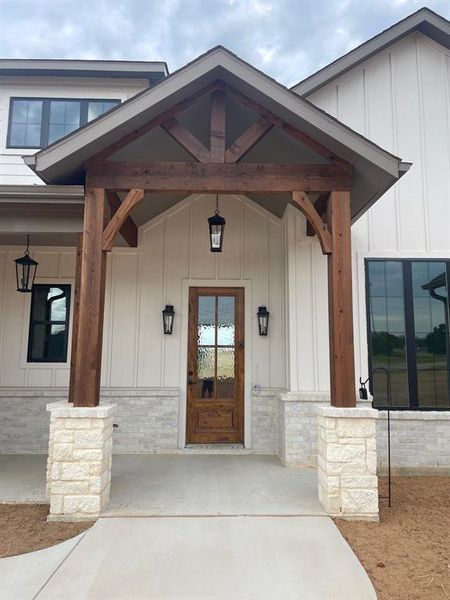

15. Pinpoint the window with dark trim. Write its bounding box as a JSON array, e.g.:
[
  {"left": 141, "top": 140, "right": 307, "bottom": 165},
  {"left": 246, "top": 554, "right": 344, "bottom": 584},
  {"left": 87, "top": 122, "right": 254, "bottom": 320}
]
[
  {"left": 7, "top": 97, "right": 120, "bottom": 149},
  {"left": 366, "top": 259, "right": 450, "bottom": 409},
  {"left": 28, "top": 285, "right": 71, "bottom": 363}
]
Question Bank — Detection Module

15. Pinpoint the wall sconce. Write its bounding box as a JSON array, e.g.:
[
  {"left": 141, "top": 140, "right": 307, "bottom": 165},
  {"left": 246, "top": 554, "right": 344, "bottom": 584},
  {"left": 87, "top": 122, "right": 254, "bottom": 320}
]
[
  {"left": 162, "top": 304, "right": 175, "bottom": 334},
  {"left": 14, "top": 235, "right": 39, "bottom": 293},
  {"left": 257, "top": 306, "right": 270, "bottom": 336}
]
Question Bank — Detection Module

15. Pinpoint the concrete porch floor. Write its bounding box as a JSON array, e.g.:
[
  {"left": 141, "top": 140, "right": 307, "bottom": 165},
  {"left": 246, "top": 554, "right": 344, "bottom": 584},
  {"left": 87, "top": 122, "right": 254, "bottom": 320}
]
[{"left": 0, "top": 454, "right": 323, "bottom": 516}]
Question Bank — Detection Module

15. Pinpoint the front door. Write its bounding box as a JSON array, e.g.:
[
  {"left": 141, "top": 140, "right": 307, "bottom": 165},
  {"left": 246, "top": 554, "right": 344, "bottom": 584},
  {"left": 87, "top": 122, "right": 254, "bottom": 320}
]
[{"left": 187, "top": 287, "right": 244, "bottom": 444}]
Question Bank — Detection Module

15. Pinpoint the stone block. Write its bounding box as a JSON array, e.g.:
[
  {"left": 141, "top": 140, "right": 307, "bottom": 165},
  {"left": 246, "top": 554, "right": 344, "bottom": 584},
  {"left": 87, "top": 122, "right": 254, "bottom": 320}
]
[
  {"left": 51, "top": 480, "right": 90, "bottom": 495},
  {"left": 326, "top": 444, "right": 366, "bottom": 464},
  {"left": 341, "top": 489, "right": 378, "bottom": 515},
  {"left": 60, "top": 462, "right": 90, "bottom": 481},
  {"left": 340, "top": 475, "right": 378, "bottom": 489},
  {"left": 337, "top": 419, "right": 375, "bottom": 438},
  {"left": 63, "top": 495, "right": 101, "bottom": 515},
  {"left": 73, "top": 429, "right": 106, "bottom": 449},
  {"left": 52, "top": 443, "right": 74, "bottom": 461}
]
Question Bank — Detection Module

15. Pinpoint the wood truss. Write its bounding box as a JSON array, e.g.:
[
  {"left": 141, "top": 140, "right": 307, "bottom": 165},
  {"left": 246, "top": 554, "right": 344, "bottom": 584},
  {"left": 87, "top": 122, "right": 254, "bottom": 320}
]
[{"left": 73, "top": 80, "right": 356, "bottom": 409}]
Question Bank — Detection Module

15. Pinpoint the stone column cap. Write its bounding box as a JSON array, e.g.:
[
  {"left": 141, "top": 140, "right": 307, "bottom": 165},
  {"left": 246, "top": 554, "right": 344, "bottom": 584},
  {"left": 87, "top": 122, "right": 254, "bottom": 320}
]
[
  {"left": 47, "top": 401, "right": 116, "bottom": 418},
  {"left": 317, "top": 406, "right": 379, "bottom": 419}
]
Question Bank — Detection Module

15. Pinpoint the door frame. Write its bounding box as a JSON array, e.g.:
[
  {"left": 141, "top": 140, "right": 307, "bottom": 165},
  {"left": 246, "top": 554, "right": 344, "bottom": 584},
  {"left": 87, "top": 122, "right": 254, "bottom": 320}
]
[{"left": 179, "top": 279, "right": 253, "bottom": 448}]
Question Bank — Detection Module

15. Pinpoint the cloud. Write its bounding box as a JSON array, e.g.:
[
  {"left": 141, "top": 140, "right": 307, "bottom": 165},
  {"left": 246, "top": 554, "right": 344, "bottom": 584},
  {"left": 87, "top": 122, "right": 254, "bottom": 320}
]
[{"left": 1, "top": 0, "right": 449, "bottom": 87}]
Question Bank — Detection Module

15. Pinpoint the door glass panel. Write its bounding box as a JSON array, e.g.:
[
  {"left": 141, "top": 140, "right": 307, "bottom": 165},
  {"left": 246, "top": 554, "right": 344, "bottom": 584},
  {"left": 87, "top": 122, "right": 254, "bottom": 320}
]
[
  {"left": 216, "top": 348, "right": 235, "bottom": 398},
  {"left": 198, "top": 296, "right": 215, "bottom": 345},
  {"left": 197, "top": 346, "right": 215, "bottom": 399},
  {"left": 217, "top": 296, "right": 235, "bottom": 346}
]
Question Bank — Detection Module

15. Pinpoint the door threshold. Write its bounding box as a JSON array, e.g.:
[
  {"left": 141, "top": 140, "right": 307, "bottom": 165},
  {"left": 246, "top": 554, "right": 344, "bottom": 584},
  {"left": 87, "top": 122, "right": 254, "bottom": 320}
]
[{"left": 183, "top": 444, "right": 252, "bottom": 454}]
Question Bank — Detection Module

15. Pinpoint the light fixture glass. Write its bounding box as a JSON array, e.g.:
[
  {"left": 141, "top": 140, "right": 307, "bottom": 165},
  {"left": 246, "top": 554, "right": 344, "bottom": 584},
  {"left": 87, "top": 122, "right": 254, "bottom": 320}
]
[
  {"left": 15, "top": 235, "right": 38, "bottom": 293},
  {"left": 208, "top": 195, "right": 225, "bottom": 252},
  {"left": 162, "top": 304, "right": 175, "bottom": 334},
  {"left": 257, "top": 306, "right": 270, "bottom": 336}
]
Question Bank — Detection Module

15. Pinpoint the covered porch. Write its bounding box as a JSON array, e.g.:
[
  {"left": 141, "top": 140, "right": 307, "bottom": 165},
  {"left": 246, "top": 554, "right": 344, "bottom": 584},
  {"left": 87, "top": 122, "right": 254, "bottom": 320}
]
[{"left": 3, "top": 47, "right": 408, "bottom": 521}]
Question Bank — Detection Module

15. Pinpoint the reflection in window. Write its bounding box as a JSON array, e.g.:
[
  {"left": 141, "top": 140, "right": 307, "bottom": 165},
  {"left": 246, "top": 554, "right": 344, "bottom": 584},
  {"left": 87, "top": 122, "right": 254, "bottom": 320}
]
[
  {"left": 28, "top": 285, "right": 71, "bottom": 362},
  {"left": 8, "top": 98, "right": 120, "bottom": 148},
  {"left": 48, "top": 100, "right": 81, "bottom": 144},
  {"left": 366, "top": 260, "right": 450, "bottom": 409}
]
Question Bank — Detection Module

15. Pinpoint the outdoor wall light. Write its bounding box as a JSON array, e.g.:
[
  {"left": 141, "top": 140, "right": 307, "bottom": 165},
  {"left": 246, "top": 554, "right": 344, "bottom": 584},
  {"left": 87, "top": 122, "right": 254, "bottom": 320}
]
[
  {"left": 257, "top": 306, "right": 270, "bottom": 336},
  {"left": 14, "top": 235, "right": 38, "bottom": 293},
  {"left": 162, "top": 304, "right": 175, "bottom": 334},
  {"left": 208, "top": 194, "right": 226, "bottom": 252}
]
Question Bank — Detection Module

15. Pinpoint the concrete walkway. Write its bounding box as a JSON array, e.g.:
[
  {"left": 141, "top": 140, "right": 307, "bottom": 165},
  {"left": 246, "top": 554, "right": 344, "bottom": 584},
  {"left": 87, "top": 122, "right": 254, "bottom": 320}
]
[{"left": 7, "top": 516, "right": 374, "bottom": 600}]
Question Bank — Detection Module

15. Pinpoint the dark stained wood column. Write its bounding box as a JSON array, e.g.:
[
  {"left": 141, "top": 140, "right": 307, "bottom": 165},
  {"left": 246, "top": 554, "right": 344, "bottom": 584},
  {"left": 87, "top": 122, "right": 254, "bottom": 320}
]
[
  {"left": 72, "top": 188, "right": 107, "bottom": 407},
  {"left": 326, "top": 191, "right": 356, "bottom": 407},
  {"left": 68, "top": 233, "right": 83, "bottom": 404}
]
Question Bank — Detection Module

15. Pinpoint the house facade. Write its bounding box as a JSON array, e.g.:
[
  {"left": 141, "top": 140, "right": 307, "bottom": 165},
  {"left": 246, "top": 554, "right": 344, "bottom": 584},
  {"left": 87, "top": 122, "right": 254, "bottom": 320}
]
[{"left": 0, "top": 8, "right": 449, "bottom": 521}]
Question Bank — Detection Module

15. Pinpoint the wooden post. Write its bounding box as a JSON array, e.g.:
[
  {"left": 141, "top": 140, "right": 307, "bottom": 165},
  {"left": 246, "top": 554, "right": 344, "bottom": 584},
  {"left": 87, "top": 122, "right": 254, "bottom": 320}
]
[
  {"left": 68, "top": 233, "right": 83, "bottom": 403},
  {"left": 72, "top": 188, "right": 107, "bottom": 407},
  {"left": 326, "top": 191, "right": 356, "bottom": 407}
]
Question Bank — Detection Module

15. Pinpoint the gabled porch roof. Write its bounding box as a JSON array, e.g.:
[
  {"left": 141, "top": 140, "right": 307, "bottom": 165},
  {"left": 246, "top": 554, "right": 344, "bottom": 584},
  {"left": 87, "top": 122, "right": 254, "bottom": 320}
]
[{"left": 25, "top": 46, "right": 410, "bottom": 222}]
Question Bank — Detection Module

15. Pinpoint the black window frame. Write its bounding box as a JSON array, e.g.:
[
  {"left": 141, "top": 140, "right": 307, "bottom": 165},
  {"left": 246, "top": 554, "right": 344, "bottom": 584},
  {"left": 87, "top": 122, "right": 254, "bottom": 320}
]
[
  {"left": 365, "top": 258, "right": 450, "bottom": 411},
  {"left": 7, "top": 97, "right": 120, "bottom": 149},
  {"left": 27, "top": 284, "right": 71, "bottom": 363}
]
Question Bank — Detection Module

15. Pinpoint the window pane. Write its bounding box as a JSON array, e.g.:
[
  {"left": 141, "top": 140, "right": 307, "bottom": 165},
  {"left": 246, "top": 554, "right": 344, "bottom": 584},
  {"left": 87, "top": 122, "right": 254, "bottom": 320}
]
[
  {"left": 216, "top": 348, "right": 235, "bottom": 399},
  {"left": 29, "top": 324, "right": 67, "bottom": 362},
  {"left": 87, "top": 100, "right": 119, "bottom": 122},
  {"left": 367, "top": 260, "right": 409, "bottom": 407},
  {"left": 28, "top": 285, "right": 70, "bottom": 362},
  {"left": 412, "top": 262, "right": 450, "bottom": 408},
  {"left": 10, "top": 99, "right": 43, "bottom": 146},
  {"left": 217, "top": 296, "right": 235, "bottom": 346},
  {"left": 197, "top": 347, "right": 215, "bottom": 399},
  {"left": 368, "top": 262, "right": 386, "bottom": 297},
  {"left": 198, "top": 296, "right": 215, "bottom": 345},
  {"left": 48, "top": 101, "right": 81, "bottom": 143}
]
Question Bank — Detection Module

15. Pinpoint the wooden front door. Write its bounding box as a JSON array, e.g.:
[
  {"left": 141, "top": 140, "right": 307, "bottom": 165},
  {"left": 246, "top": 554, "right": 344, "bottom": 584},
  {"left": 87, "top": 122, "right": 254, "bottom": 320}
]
[{"left": 187, "top": 287, "right": 244, "bottom": 444}]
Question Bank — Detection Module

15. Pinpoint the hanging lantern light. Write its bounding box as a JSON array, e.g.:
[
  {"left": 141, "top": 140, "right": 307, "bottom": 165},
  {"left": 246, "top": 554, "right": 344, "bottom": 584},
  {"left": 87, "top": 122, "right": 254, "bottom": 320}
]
[
  {"left": 207, "top": 194, "right": 226, "bottom": 252},
  {"left": 162, "top": 304, "right": 175, "bottom": 334},
  {"left": 257, "top": 306, "right": 270, "bottom": 336},
  {"left": 15, "top": 235, "right": 38, "bottom": 293}
]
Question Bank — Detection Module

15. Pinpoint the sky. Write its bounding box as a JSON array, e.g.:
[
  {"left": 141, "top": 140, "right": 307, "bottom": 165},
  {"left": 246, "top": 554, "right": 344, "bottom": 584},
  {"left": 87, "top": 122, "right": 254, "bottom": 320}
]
[{"left": 1, "top": 0, "right": 449, "bottom": 87}]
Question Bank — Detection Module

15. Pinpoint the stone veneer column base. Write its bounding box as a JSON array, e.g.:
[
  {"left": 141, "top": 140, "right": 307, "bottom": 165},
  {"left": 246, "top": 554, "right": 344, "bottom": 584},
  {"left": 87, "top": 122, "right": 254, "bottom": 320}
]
[
  {"left": 317, "top": 406, "right": 379, "bottom": 522},
  {"left": 46, "top": 401, "right": 115, "bottom": 522}
]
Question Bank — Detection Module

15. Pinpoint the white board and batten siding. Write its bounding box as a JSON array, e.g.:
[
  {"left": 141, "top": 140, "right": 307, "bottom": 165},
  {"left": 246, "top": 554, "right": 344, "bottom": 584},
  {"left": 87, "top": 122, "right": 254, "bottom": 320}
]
[
  {"left": 303, "top": 30, "right": 450, "bottom": 384},
  {"left": 0, "top": 194, "right": 284, "bottom": 392},
  {"left": 0, "top": 76, "right": 149, "bottom": 185}
]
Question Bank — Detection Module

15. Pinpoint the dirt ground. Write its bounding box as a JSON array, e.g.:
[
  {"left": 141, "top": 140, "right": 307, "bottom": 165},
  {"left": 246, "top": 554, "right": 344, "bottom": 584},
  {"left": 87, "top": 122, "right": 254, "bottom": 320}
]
[
  {"left": 0, "top": 504, "right": 94, "bottom": 558},
  {"left": 335, "top": 477, "right": 450, "bottom": 600}
]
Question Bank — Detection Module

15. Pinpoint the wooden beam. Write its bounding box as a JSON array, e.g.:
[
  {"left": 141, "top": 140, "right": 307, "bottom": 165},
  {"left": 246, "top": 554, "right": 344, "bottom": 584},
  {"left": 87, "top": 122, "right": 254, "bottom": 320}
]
[
  {"left": 87, "top": 162, "right": 350, "bottom": 193},
  {"left": 161, "top": 117, "right": 210, "bottom": 162},
  {"left": 103, "top": 188, "right": 144, "bottom": 251},
  {"left": 291, "top": 191, "right": 332, "bottom": 255},
  {"left": 72, "top": 188, "right": 108, "bottom": 407},
  {"left": 87, "top": 81, "right": 220, "bottom": 165},
  {"left": 107, "top": 191, "right": 138, "bottom": 247},
  {"left": 68, "top": 232, "right": 82, "bottom": 404},
  {"left": 326, "top": 191, "right": 356, "bottom": 407},
  {"left": 217, "top": 81, "right": 352, "bottom": 175},
  {"left": 225, "top": 117, "right": 272, "bottom": 163},
  {"left": 210, "top": 89, "right": 226, "bottom": 162},
  {"left": 307, "top": 193, "right": 329, "bottom": 236}
]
